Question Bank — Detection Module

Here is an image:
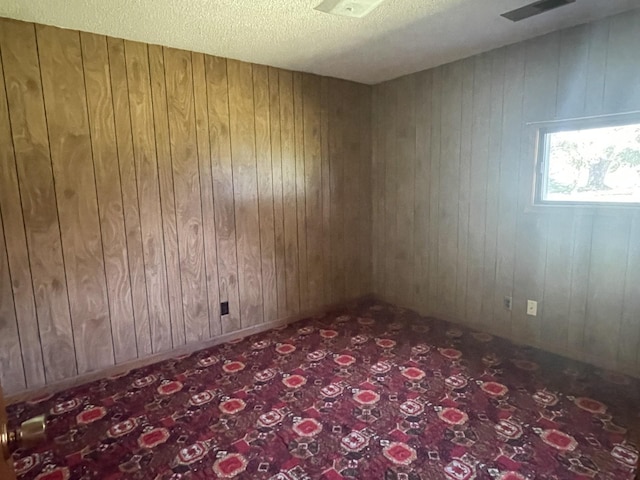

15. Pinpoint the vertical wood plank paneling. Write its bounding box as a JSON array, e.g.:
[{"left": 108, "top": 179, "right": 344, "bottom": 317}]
[
  {"left": 584, "top": 217, "right": 630, "bottom": 362},
  {"left": 412, "top": 72, "right": 432, "bottom": 313},
  {"left": 124, "top": 40, "right": 173, "bottom": 353},
  {"left": 3, "top": 11, "right": 640, "bottom": 391},
  {"left": 80, "top": 32, "right": 137, "bottom": 363},
  {"left": 454, "top": 62, "right": 473, "bottom": 321},
  {"left": 192, "top": 52, "right": 222, "bottom": 337},
  {"left": 583, "top": 19, "right": 610, "bottom": 117},
  {"left": 342, "top": 82, "right": 360, "bottom": 299},
  {"left": 427, "top": 69, "right": 442, "bottom": 317},
  {"left": 555, "top": 25, "right": 589, "bottom": 120},
  {"left": 204, "top": 55, "right": 242, "bottom": 334},
  {"left": 566, "top": 20, "right": 608, "bottom": 358},
  {"left": 355, "top": 82, "right": 372, "bottom": 297},
  {"left": 464, "top": 55, "right": 491, "bottom": 326},
  {"left": 253, "top": 65, "right": 278, "bottom": 322},
  {"left": 437, "top": 63, "right": 462, "bottom": 319},
  {"left": 320, "top": 77, "right": 332, "bottom": 305},
  {"left": 279, "top": 70, "right": 301, "bottom": 313},
  {"left": 359, "top": 85, "right": 373, "bottom": 296},
  {"left": 603, "top": 13, "right": 640, "bottom": 111},
  {"left": 620, "top": 215, "right": 640, "bottom": 368},
  {"left": 372, "top": 84, "right": 385, "bottom": 300},
  {"left": 349, "top": 80, "right": 368, "bottom": 298},
  {"left": 510, "top": 33, "right": 558, "bottom": 345},
  {"left": 382, "top": 81, "right": 398, "bottom": 303},
  {"left": 330, "top": 79, "right": 348, "bottom": 303},
  {"left": 293, "top": 72, "right": 309, "bottom": 310},
  {"left": 0, "top": 19, "right": 372, "bottom": 395},
  {"left": 106, "top": 37, "right": 152, "bottom": 356},
  {"left": 541, "top": 220, "right": 573, "bottom": 352},
  {"left": 479, "top": 51, "right": 505, "bottom": 330},
  {"left": 540, "top": 25, "right": 589, "bottom": 352},
  {"left": 227, "top": 59, "right": 264, "bottom": 328},
  {"left": 268, "top": 67, "right": 287, "bottom": 318},
  {"left": 395, "top": 75, "right": 416, "bottom": 308},
  {"left": 492, "top": 42, "right": 525, "bottom": 338},
  {"left": 148, "top": 44, "right": 185, "bottom": 347},
  {"left": 164, "top": 47, "right": 209, "bottom": 341},
  {"left": 1, "top": 20, "right": 77, "bottom": 383},
  {"left": 376, "top": 82, "right": 388, "bottom": 299},
  {"left": 567, "top": 216, "right": 593, "bottom": 357},
  {"left": 347, "top": 81, "right": 372, "bottom": 298},
  {"left": 0, "top": 48, "right": 30, "bottom": 394},
  {"left": 372, "top": 10, "right": 640, "bottom": 376},
  {"left": 37, "top": 25, "right": 114, "bottom": 374},
  {"left": 302, "top": 74, "right": 324, "bottom": 308},
  {"left": 4, "top": 11, "right": 640, "bottom": 392},
  {"left": 582, "top": 12, "right": 639, "bottom": 365},
  {"left": 0, "top": 42, "right": 45, "bottom": 388},
  {"left": 0, "top": 213, "right": 25, "bottom": 391}
]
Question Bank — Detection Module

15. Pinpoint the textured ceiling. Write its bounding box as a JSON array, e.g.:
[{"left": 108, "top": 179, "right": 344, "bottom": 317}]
[{"left": 1, "top": 0, "right": 638, "bottom": 84}]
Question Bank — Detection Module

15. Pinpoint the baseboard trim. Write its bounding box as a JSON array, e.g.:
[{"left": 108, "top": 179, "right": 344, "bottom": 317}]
[
  {"left": 7, "top": 295, "right": 374, "bottom": 405},
  {"left": 370, "top": 293, "right": 640, "bottom": 379}
]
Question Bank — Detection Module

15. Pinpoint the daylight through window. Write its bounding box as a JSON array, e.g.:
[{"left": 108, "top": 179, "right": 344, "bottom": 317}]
[{"left": 536, "top": 118, "right": 640, "bottom": 206}]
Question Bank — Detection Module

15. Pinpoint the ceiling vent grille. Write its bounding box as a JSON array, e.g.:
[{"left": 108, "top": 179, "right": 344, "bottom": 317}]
[{"left": 501, "top": 0, "right": 576, "bottom": 22}]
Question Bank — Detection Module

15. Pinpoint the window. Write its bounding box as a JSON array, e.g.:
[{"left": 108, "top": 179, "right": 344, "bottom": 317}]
[{"left": 535, "top": 116, "right": 640, "bottom": 206}]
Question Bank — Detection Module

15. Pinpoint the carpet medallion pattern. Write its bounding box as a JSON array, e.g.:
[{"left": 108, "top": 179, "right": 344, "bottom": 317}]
[{"left": 7, "top": 301, "right": 640, "bottom": 479}]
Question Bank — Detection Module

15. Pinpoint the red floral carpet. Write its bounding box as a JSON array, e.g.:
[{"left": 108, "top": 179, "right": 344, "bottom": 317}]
[{"left": 8, "top": 300, "right": 640, "bottom": 479}]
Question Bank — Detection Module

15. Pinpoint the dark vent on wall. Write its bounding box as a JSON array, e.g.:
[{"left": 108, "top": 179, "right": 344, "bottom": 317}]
[{"left": 501, "top": 0, "right": 575, "bottom": 22}]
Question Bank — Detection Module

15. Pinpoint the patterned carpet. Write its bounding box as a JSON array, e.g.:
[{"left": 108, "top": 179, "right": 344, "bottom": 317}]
[{"left": 7, "top": 300, "right": 640, "bottom": 479}]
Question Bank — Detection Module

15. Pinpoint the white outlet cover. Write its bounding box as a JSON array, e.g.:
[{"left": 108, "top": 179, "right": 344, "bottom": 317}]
[
  {"left": 526, "top": 300, "right": 538, "bottom": 316},
  {"left": 314, "top": 0, "right": 386, "bottom": 18}
]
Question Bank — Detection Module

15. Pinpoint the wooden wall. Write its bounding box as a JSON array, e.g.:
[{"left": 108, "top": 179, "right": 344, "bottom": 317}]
[
  {"left": 0, "top": 18, "right": 372, "bottom": 395},
  {"left": 372, "top": 9, "right": 640, "bottom": 375}
]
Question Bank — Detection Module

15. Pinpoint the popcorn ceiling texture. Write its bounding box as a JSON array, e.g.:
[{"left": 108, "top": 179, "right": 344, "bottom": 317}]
[{"left": 0, "top": 0, "right": 637, "bottom": 84}]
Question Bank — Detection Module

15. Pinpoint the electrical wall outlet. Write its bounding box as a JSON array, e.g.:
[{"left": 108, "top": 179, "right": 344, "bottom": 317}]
[
  {"left": 220, "top": 301, "right": 229, "bottom": 316},
  {"left": 526, "top": 300, "right": 537, "bottom": 316},
  {"left": 503, "top": 296, "right": 512, "bottom": 310}
]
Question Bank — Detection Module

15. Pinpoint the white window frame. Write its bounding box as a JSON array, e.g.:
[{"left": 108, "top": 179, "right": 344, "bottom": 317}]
[{"left": 533, "top": 113, "right": 640, "bottom": 209}]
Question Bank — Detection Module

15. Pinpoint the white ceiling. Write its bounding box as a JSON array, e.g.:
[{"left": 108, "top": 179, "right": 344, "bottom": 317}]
[{"left": 1, "top": 0, "right": 638, "bottom": 84}]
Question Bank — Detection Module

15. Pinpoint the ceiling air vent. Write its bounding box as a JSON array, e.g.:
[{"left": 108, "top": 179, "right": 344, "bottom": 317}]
[
  {"left": 501, "top": 0, "right": 576, "bottom": 22},
  {"left": 314, "top": 0, "right": 386, "bottom": 18}
]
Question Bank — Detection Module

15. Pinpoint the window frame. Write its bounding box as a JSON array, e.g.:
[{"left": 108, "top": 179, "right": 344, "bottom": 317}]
[{"left": 533, "top": 112, "right": 640, "bottom": 209}]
